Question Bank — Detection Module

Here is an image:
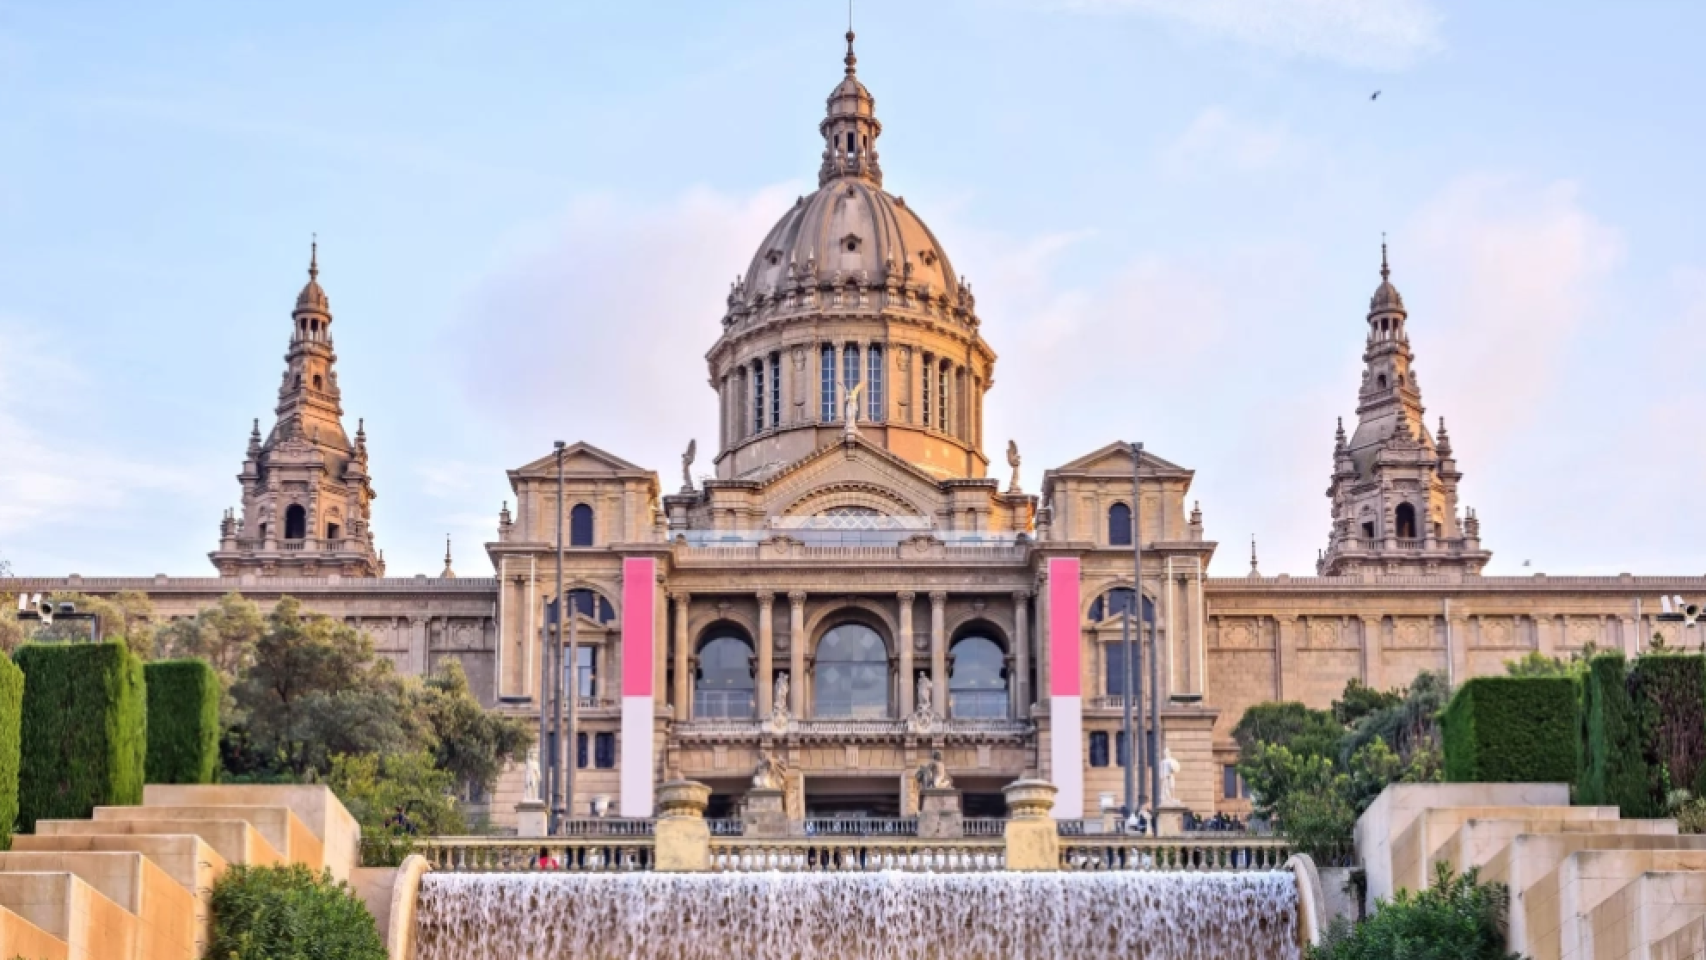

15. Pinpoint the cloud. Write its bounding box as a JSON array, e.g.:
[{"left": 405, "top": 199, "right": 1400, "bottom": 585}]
[
  {"left": 1037, "top": 0, "right": 1443, "bottom": 69},
  {"left": 1160, "top": 108, "right": 1309, "bottom": 178},
  {"left": 447, "top": 183, "right": 802, "bottom": 477},
  {"left": 1402, "top": 175, "right": 1623, "bottom": 449}
]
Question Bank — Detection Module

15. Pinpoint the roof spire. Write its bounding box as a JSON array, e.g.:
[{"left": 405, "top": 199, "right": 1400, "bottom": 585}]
[
  {"left": 1248, "top": 536, "right": 1261, "bottom": 578},
  {"left": 1380, "top": 232, "right": 1389, "bottom": 282},
  {"left": 309, "top": 233, "right": 319, "bottom": 282},
  {"left": 845, "top": 0, "right": 857, "bottom": 76},
  {"left": 441, "top": 534, "right": 455, "bottom": 578}
]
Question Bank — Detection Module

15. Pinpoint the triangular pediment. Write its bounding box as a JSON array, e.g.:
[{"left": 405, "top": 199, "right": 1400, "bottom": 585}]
[
  {"left": 510, "top": 441, "right": 650, "bottom": 479},
  {"left": 1051, "top": 441, "right": 1192, "bottom": 478},
  {"left": 747, "top": 437, "right": 969, "bottom": 518}
]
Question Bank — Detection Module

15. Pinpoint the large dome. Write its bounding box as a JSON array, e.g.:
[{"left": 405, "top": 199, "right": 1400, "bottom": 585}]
[{"left": 733, "top": 180, "right": 964, "bottom": 312}]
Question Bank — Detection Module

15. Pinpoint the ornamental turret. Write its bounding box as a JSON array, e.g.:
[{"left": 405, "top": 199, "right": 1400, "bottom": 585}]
[
  {"left": 211, "top": 242, "right": 384, "bottom": 577},
  {"left": 1318, "top": 243, "right": 1489, "bottom": 576}
]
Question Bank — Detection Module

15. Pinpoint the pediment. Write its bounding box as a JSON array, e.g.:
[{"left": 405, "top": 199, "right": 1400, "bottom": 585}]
[
  {"left": 510, "top": 441, "right": 650, "bottom": 479},
  {"left": 754, "top": 438, "right": 958, "bottom": 519},
  {"left": 1051, "top": 441, "right": 1192, "bottom": 478}
]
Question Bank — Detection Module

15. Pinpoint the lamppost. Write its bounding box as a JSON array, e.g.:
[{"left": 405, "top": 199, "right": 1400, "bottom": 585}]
[
  {"left": 552, "top": 440, "right": 567, "bottom": 833},
  {"left": 1123, "top": 441, "right": 1145, "bottom": 824}
]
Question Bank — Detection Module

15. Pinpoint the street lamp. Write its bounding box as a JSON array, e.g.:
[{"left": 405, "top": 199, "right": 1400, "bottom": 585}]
[
  {"left": 552, "top": 441, "right": 567, "bottom": 834},
  {"left": 1123, "top": 442, "right": 1145, "bottom": 823}
]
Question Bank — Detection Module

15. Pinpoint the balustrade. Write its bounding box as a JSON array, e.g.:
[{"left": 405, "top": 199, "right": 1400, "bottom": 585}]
[
  {"left": 1057, "top": 838, "right": 1293, "bottom": 872},
  {"left": 710, "top": 839, "right": 1005, "bottom": 873},
  {"left": 406, "top": 837, "right": 656, "bottom": 872}
]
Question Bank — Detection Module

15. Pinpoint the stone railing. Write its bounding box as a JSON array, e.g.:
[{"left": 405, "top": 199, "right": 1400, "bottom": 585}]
[
  {"left": 406, "top": 837, "right": 657, "bottom": 872},
  {"left": 674, "top": 717, "right": 1031, "bottom": 741},
  {"left": 709, "top": 838, "right": 1006, "bottom": 872},
  {"left": 559, "top": 818, "right": 654, "bottom": 837},
  {"left": 802, "top": 817, "right": 917, "bottom": 838},
  {"left": 1057, "top": 837, "right": 1294, "bottom": 872},
  {"left": 707, "top": 818, "right": 745, "bottom": 837},
  {"left": 963, "top": 817, "right": 1005, "bottom": 837}
]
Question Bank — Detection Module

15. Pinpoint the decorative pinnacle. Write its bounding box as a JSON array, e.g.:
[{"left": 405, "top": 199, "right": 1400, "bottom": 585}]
[
  {"left": 1380, "top": 233, "right": 1390, "bottom": 282},
  {"left": 309, "top": 233, "right": 319, "bottom": 282},
  {"left": 844, "top": 29, "right": 857, "bottom": 76}
]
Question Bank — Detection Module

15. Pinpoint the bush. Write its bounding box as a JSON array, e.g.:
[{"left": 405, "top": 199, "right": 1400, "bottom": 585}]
[
  {"left": 144, "top": 660, "right": 220, "bottom": 785},
  {"left": 1578, "top": 653, "right": 1654, "bottom": 817},
  {"left": 1312, "top": 864, "right": 1521, "bottom": 960},
  {"left": 209, "top": 862, "right": 386, "bottom": 960},
  {"left": 0, "top": 656, "right": 23, "bottom": 848},
  {"left": 1628, "top": 655, "right": 1706, "bottom": 799},
  {"left": 1442, "top": 676, "right": 1578, "bottom": 784},
  {"left": 13, "top": 642, "right": 146, "bottom": 833}
]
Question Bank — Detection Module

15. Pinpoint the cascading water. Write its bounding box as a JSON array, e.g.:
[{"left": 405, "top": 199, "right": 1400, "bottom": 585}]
[{"left": 415, "top": 871, "right": 1301, "bottom": 960}]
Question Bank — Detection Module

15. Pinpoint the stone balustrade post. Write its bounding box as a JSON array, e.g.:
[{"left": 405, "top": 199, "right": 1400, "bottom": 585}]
[
  {"left": 654, "top": 780, "right": 712, "bottom": 872},
  {"left": 1002, "top": 779, "right": 1060, "bottom": 871}
]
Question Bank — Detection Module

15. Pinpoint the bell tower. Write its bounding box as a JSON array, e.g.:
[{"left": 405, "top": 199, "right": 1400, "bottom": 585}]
[
  {"left": 1318, "top": 243, "right": 1489, "bottom": 576},
  {"left": 210, "top": 242, "right": 384, "bottom": 577}
]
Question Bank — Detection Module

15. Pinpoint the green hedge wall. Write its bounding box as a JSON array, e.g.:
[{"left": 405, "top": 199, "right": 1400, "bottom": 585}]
[
  {"left": 1628, "top": 655, "right": 1706, "bottom": 799},
  {"left": 1578, "top": 653, "right": 1656, "bottom": 817},
  {"left": 13, "top": 642, "right": 147, "bottom": 833},
  {"left": 0, "top": 657, "right": 23, "bottom": 848},
  {"left": 144, "top": 660, "right": 219, "bottom": 786},
  {"left": 1442, "top": 675, "right": 1579, "bottom": 784}
]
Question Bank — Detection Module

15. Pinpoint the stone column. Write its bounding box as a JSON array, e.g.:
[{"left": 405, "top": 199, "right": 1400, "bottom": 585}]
[
  {"left": 756, "top": 591, "right": 775, "bottom": 718},
  {"left": 1274, "top": 616, "right": 1298, "bottom": 702},
  {"left": 898, "top": 592, "right": 916, "bottom": 716},
  {"left": 1012, "top": 591, "right": 1031, "bottom": 718},
  {"left": 930, "top": 592, "right": 948, "bottom": 717},
  {"left": 789, "top": 591, "right": 807, "bottom": 717},
  {"left": 672, "top": 593, "right": 691, "bottom": 721},
  {"left": 654, "top": 780, "right": 712, "bottom": 872}
]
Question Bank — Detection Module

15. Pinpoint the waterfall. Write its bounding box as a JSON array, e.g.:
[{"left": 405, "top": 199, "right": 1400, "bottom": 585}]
[{"left": 415, "top": 871, "right": 1301, "bottom": 960}]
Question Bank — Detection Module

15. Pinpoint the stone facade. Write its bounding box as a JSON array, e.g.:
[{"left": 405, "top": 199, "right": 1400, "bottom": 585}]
[{"left": 5, "top": 32, "right": 1703, "bottom": 829}]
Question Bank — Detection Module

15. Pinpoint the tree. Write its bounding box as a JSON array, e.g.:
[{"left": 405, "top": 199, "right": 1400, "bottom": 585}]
[
  {"left": 227, "top": 597, "right": 425, "bottom": 779},
  {"left": 1312, "top": 864, "right": 1521, "bottom": 960},
  {"left": 155, "top": 592, "right": 265, "bottom": 683},
  {"left": 1232, "top": 701, "right": 1342, "bottom": 762},
  {"left": 32, "top": 590, "right": 156, "bottom": 658},
  {"left": 0, "top": 594, "right": 22, "bottom": 654},
  {"left": 414, "top": 660, "right": 532, "bottom": 798},
  {"left": 1334, "top": 680, "right": 1403, "bottom": 727},
  {"left": 1342, "top": 671, "right": 1448, "bottom": 767},
  {"left": 330, "top": 751, "right": 465, "bottom": 836},
  {"left": 1505, "top": 643, "right": 1596, "bottom": 679}
]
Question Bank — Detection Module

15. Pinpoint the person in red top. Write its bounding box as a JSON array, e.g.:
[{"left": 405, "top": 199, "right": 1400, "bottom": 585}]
[{"left": 533, "top": 847, "right": 559, "bottom": 870}]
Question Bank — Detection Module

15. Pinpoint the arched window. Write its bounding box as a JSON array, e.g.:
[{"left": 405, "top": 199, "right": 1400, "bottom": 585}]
[
  {"left": 920, "top": 354, "right": 933, "bottom": 427},
  {"left": 566, "top": 588, "right": 616, "bottom": 624},
  {"left": 866, "top": 345, "right": 883, "bottom": 421},
  {"left": 814, "top": 623, "right": 889, "bottom": 718},
  {"left": 1108, "top": 502, "right": 1133, "bottom": 546},
  {"left": 1377, "top": 374, "right": 1388, "bottom": 390},
  {"left": 283, "top": 504, "right": 307, "bottom": 540},
  {"left": 1087, "top": 588, "right": 1152, "bottom": 623},
  {"left": 1395, "top": 502, "right": 1418, "bottom": 539},
  {"left": 768, "top": 353, "right": 781, "bottom": 429},
  {"left": 820, "top": 344, "right": 836, "bottom": 421},
  {"left": 312, "top": 374, "right": 323, "bottom": 391},
  {"left": 695, "top": 634, "right": 755, "bottom": 719},
  {"left": 570, "top": 504, "right": 594, "bottom": 547},
  {"left": 937, "top": 361, "right": 950, "bottom": 431},
  {"left": 949, "top": 635, "right": 1007, "bottom": 719},
  {"left": 325, "top": 521, "right": 340, "bottom": 540}
]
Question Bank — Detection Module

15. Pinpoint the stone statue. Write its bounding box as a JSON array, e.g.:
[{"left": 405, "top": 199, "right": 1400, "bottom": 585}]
[
  {"left": 773, "top": 674, "right": 790, "bottom": 716},
  {"left": 523, "top": 746, "right": 541, "bottom": 803},
  {"left": 1006, "top": 440, "right": 1022, "bottom": 493},
  {"left": 916, "top": 674, "right": 934, "bottom": 716},
  {"left": 915, "top": 749, "right": 952, "bottom": 792},
  {"left": 841, "top": 381, "right": 864, "bottom": 437},
  {"left": 1160, "top": 748, "right": 1180, "bottom": 806},
  {"left": 752, "top": 748, "right": 787, "bottom": 791},
  {"left": 680, "top": 439, "right": 696, "bottom": 492}
]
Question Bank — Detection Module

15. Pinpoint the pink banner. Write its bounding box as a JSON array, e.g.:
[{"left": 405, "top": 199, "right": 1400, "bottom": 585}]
[
  {"left": 621, "top": 557, "right": 654, "bottom": 697},
  {"left": 1048, "top": 557, "right": 1081, "bottom": 697}
]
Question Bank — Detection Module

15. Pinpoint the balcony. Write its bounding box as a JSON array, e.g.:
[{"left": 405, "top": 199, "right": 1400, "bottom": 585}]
[
  {"left": 672, "top": 524, "right": 1030, "bottom": 564},
  {"left": 674, "top": 716, "right": 1031, "bottom": 742}
]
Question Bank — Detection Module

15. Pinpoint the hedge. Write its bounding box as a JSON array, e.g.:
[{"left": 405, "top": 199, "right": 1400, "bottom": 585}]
[
  {"left": 144, "top": 659, "right": 220, "bottom": 786},
  {"left": 1442, "top": 676, "right": 1578, "bottom": 784},
  {"left": 1628, "top": 655, "right": 1706, "bottom": 800},
  {"left": 209, "top": 863, "right": 387, "bottom": 960},
  {"left": 1578, "top": 653, "right": 1655, "bottom": 817},
  {"left": 13, "top": 642, "right": 147, "bottom": 833},
  {"left": 0, "top": 657, "right": 23, "bottom": 848}
]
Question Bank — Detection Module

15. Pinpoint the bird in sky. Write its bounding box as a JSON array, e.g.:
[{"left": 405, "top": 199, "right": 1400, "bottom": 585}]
[{"left": 1371, "top": 90, "right": 1382, "bottom": 101}]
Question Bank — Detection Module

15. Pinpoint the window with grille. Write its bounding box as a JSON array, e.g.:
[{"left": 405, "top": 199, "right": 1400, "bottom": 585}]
[
  {"left": 842, "top": 344, "right": 861, "bottom": 418},
  {"left": 820, "top": 345, "right": 836, "bottom": 421},
  {"left": 769, "top": 353, "right": 781, "bottom": 428},
  {"left": 866, "top": 345, "right": 883, "bottom": 421},
  {"left": 752, "top": 360, "right": 765, "bottom": 432}
]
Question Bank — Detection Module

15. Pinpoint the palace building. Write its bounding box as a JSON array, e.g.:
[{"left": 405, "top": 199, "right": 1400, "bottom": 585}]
[{"left": 6, "top": 32, "right": 1702, "bottom": 828}]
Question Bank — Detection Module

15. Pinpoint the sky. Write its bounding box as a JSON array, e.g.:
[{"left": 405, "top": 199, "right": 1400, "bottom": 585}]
[{"left": 0, "top": 0, "right": 1702, "bottom": 579}]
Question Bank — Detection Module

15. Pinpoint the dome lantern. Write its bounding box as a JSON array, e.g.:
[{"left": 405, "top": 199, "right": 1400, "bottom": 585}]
[{"left": 818, "top": 30, "right": 883, "bottom": 188}]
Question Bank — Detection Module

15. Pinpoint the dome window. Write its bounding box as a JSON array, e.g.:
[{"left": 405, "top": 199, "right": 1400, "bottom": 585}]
[
  {"left": 766, "top": 249, "right": 783, "bottom": 267},
  {"left": 921, "top": 250, "right": 937, "bottom": 267},
  {"left": 841, "top": 234, "right": 862, "bottom": 253}
]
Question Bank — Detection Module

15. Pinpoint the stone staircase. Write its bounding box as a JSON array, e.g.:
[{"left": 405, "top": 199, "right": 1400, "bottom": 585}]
[
  {"left": 1357, "top": 784, "right": 1706, "bottom": 960},
  {"left": 0, "top": 784, "right": 411, "bottom": 960}
]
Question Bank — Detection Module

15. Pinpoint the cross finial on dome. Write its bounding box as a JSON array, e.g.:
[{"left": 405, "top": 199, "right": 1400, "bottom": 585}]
[{"left": 845, "top": 29, "right": 857, "bottom": 77}]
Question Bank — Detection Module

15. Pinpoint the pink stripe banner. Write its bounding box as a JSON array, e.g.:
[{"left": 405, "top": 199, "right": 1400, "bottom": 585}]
[
  {"left": 621, "top": 557, "right": 654, "bottom": 697},
  {"left": 1048, "top": 557, "right": 1081, "bottom": 697}
]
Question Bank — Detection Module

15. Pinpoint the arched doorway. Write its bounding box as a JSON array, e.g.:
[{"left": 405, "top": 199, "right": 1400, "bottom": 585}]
[
  {"left": 1395, "top": 502, "right": 1418, "bottom": 539},
  {"left": 948, "top": 634, "right": 1007, "bottom": 719},
  {"left": 813, "top": 623, "right": 890, "bottom": 718}
]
